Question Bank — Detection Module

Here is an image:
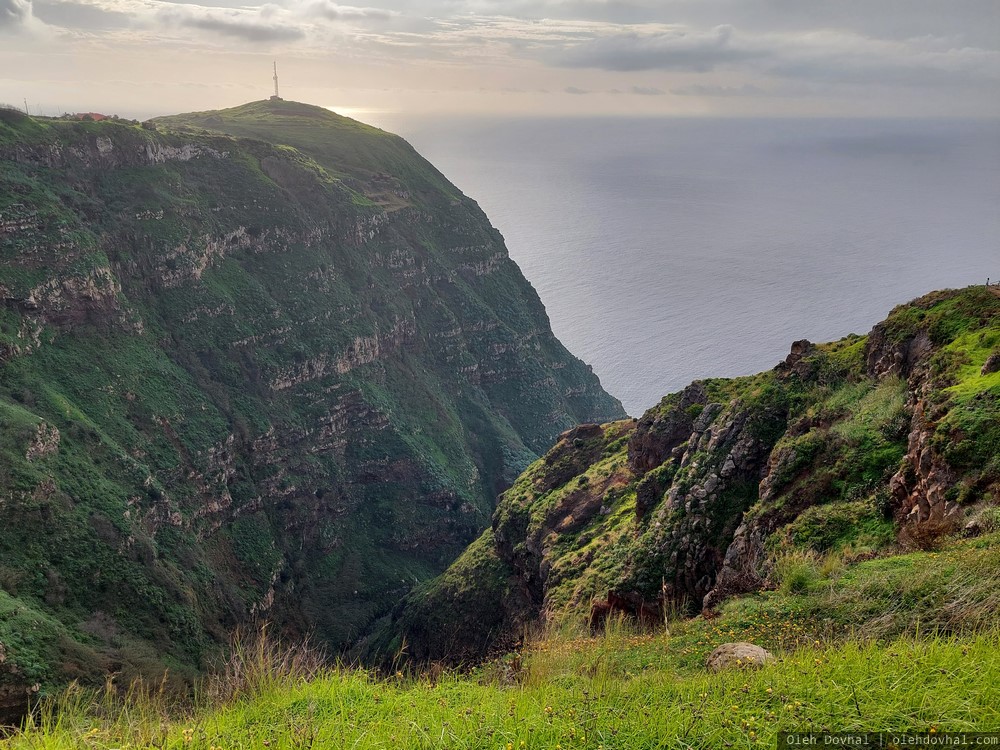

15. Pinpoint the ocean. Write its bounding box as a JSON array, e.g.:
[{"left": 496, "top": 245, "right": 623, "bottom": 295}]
[{"left": 372, "top": 115, "right": 1000, "bottom": 416}]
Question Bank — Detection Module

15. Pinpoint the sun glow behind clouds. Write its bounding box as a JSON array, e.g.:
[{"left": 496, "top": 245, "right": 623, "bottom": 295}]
[{"left": 325, "top": 105, "right": 396, "bottom": 120}]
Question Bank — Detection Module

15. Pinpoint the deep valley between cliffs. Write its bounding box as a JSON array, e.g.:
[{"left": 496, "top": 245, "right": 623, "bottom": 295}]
[{"left": 0, "top": 101, "right": 998, "bottom": 730}]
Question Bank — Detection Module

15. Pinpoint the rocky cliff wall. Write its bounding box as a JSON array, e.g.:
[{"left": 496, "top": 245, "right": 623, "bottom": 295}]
[
  {"left": 379, "top": 287, "right": 999, "bottom": 664},
  {"left": 0, "top": 101, "right": 624, "bottom": 714}
]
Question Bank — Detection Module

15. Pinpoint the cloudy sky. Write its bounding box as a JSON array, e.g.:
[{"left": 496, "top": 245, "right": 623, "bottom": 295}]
[{"left": 2, "top": 0, "right": 999, "bottom": 120}]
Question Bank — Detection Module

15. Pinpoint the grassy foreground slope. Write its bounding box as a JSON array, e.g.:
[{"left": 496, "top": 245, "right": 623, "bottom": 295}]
[{"left": 8, "top": 533, "right": 1000, "bottom": 748}]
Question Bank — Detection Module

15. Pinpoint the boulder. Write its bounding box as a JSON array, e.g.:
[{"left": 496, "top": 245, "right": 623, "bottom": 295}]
[
  {"left": 775, "top": 339, "right": 816, "bottom": 379},
  {"left": 705, "top": 642, "right": 773, "bottom": 672},
  {"left": 981, "top": 351, "right": 1000, "bottom": 376}
]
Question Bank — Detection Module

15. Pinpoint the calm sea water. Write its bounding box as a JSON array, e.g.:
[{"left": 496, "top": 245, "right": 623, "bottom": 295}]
[{"left": 373, "top": 116, "right": 1000, "bottom": 416}]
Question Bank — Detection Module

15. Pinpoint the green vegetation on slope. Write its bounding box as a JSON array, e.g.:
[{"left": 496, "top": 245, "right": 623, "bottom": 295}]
[
  {"left": 8, "top": 534, "right": 999, "bottom": 748},
  {"left": 380, "top": 287, "right": 999, "bottom": 663},
  {"left": 154, "top": 100, "right": 462, "bottom": 212},
  {"left": 0, "top": 102, "right": 624, "bottom": 707}
]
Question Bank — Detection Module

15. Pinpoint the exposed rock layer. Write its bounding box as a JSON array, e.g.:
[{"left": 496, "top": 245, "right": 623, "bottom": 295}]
[
  {"left": 379, "top": 287, "right": 999, "bottom": 664},
  {"left": 0, "top": 100, "right": 624, "bottom": 709}
]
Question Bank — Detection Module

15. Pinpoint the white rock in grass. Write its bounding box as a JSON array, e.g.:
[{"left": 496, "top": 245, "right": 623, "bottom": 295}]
[{"left": 705, "top": 642, "right": 773, "bottom": 672}]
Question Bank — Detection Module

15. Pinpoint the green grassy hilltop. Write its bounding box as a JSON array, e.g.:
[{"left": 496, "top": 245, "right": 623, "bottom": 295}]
[{"left": 0, "top": 101, "right": 624, "bottom": 713}]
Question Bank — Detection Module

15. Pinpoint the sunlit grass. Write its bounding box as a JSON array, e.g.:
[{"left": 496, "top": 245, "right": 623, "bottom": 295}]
[
  {"left": 10, "top": 632, "right": 998, "bottom": 749},
  {"left": 8, "top": 534, "right": 1000, "bottom": 749}
]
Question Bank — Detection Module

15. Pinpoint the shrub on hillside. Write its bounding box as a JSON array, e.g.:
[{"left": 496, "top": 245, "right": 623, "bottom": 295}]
[
  {"left": 774, "top": 550, "right": 821, "bottom": 594},
  {"left": 0, "top": 104, "right": 28, "bottom": 124},
  {"left": 205, "top": 625, "right": 327, "bottom": 705},
  {"left": 899, "top": 519, "right": 958, "bottom": 551}
]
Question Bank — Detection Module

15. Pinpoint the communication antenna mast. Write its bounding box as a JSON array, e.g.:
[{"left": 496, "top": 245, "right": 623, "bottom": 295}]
[{"left": 270, "top": 61, "right": 282, "bottom": 101}]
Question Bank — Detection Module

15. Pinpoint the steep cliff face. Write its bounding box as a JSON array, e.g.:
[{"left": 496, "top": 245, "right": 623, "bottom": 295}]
[
  {"left": 0, "top": 101, "right": 624, "bottom": 706},
  {"left": 382, "top": 287, "right": 999, "bottom": 663}
]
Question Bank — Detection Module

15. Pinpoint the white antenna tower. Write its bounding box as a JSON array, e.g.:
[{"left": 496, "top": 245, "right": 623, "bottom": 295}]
[{"left": 271, "top": 61, "right": 282, "bottom": 101}]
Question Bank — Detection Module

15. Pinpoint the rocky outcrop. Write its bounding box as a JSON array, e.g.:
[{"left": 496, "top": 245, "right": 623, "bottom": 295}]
[
  {"left": 706, "top": 402, "right": 839, "bottom": 609},
  {"left": 621, "top": 389, "right": 783, "bottom": 607},
  {"left": 491, "top": 422, "right": 632, "bottom": 603},
  {"left": 0, "top": 641, "right": 41, "bottom": 727},
  {"left": 628, "top": 383, "right": 706, "bottom": 473},
  {"left": 864, "top": 293, "right": 975, "bottom": 527},
  {"left": 24, "top": 265, "right": 128, "bottom": 328},
  {"left": 889, "top": 398, "right": 961, "bottom": 526},
  {"left": 0, "top": 680, "right": 39, "bottom": 729},
  {"left": 2, "top": 134, "right": 228, "bottom": 171},
  {"left": 270, "top": 318, "right": 418, "bottom": 390},
  {"left": 383, "top": 287, "right": 998, "bottom": 664},
  {"left": 24, "top": 422, "right": 59, "bottom": 462},
  {"left": 703, "top": 523, "right": 770, "bottom": 610},
  {"left": 775, "top": 339, "right": 816, "bottom": 379},
  {"left": 865, "top": 323, "right": 933, "bottom": 380},
  {"left": 982, "top": 351, "right": 1000, "bottom": 376}
]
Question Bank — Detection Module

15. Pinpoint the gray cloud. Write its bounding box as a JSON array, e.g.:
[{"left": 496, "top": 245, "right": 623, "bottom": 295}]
[
  {"left": 549, "top": 24, "right": 766, "bottom": 72},
  {"left": 443, "top": 0, "right": 999, "bottom": 48},
  {"left": 32, "top": 0, "right": 129, "bottom": 29},
  {"left": 765, "top": 42, "right": 1000, "bottom": 86},
  {"left": 3, "top": 0, "right": 998, "bottom": 118},
  {"left": 670, "top": 0, "right": 1000, "bottom": 48},
  {"left": 539, "top": 21, "right": 1000, "bottom": 88},
  {"left": 0, "top": 0, "right": 33, "bottom": 30},
  {"left": 159, "top": 6, "right": 306, "bottom": 41},
  {"left": 670, "top": 82, "right": 765, "bottom": 96},
  {"left": 303, "top": 1, "right": 395, "bottom": 21},
  {"left": 150, "top": 0, "right": 398, "bottom": 44}
]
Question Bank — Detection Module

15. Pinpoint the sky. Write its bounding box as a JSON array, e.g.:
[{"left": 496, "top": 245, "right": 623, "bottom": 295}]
[{"left": 1, "top": 0, "right": 999, "bottom": 120}]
